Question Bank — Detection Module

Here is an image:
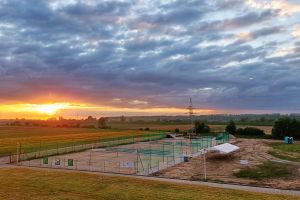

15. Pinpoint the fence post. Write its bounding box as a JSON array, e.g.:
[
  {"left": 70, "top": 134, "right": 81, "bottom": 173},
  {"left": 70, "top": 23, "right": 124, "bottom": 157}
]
[
  {"left": 16, "top": 141, "right": 20, "bottom": 165},
  {"left": 163, "top": 143, "right": 165, "bottom": 162},
  {"left": 173, "top": 142, "right": 175, "bottom": 162},
  {"left": 39, "top": 142, "right": 41, "bottom": 157},
  {"left": 89, "top": 148, "right": 93, "bottom": 171},
  {"left": 204, "top": 150, "right": 207, "bottom": 180},
  {"left": 136, "top": 149, "right": 138, "bottom": 173},
  {"left": 150, "top": 144, "right": 152, "bottom": 169}
]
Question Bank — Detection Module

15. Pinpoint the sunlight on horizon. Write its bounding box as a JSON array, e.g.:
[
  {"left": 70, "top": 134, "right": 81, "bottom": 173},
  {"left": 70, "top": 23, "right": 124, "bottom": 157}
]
[{"left": 0, "top": 102, "right": 217, "bottom": 119}]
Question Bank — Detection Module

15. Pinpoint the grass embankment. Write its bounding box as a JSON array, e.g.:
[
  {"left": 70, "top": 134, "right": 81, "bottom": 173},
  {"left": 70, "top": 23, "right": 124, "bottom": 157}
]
[
  {"left": 0, "top": 126, "right": 156, "bottom": 156},
  {"left": 0, "top": 168, "right": 298, "bottom": 200},
  {"left": 268, "top": 142, "right": 300, "bottom": 162},
  {"left": 234, "top": 161, "right": 294, "bottom": 180}
]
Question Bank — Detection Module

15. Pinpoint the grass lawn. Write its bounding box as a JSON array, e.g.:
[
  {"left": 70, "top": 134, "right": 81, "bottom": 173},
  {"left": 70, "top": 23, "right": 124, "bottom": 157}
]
[
  {"left": 0, "top": 126, "right": 155, "bottom": 156},
  {"left": 0, "top": 168, "right": 298, "bottom": 200},
  {"left": 268, "top": 142, "right": 300, "bottom": 162},
  {"left": 234, "top": 161, "right": 294, "bottom": 180}
]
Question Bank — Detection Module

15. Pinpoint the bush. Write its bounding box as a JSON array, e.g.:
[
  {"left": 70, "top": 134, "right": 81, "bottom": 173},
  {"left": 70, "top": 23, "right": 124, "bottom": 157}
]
[
  {"left": 174, "top": 128, "right": 180, "bottom": 133},
  {"left": 236, "top": 127, "right": 265, "bottom": 136},
  {"left": 144, "top": 128, "right": 150, "bottom": 131},
  {"left": 236, "top": 128, "right": 244, "bottom": 135},
  {"left": 272, "top": 117, "right": 300, "bottom": 139}
]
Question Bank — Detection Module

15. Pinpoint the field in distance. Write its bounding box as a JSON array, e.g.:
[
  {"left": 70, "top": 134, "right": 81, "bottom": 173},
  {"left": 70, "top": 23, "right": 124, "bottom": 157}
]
[
  {"left": 0, "top": 126, "right": 154, "bottom": 156},
  {"left": 0, "top": 168, "right": 298, "bottom": 200},
  {"left": 0, "top": 122, "right": 273, "bottom": 157},
  {"left": 108, "top": 122, "right": 273, "bottom": 134}
]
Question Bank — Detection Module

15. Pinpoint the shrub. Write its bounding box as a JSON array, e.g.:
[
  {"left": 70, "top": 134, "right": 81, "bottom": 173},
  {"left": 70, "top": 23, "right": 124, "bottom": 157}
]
[
  {"left": 144, "top": 128, "right": 150, "bottom": 131},
  {"left": 236, "top": 127, "right": 265, "bottom": 136},
  {"left": 236, "top": 128, "right": 244, "bottom": 135},
  {"left": 174, "top": 128, "right": 180, "bottom": 133}
]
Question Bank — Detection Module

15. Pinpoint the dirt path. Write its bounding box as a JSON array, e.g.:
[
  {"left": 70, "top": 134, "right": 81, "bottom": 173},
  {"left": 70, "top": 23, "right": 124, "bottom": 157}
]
[{"left": 154, "top": 139, "right": 300, "bottom": 190}]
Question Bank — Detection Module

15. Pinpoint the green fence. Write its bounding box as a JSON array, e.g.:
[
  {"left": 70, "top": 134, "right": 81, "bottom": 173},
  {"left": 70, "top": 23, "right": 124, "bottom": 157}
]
[
  {"left": 135, "top": 136, "right": 214, "bottom": 174},
  {"left": 216, "top": 132, "right": 229, "bottom": 144}
]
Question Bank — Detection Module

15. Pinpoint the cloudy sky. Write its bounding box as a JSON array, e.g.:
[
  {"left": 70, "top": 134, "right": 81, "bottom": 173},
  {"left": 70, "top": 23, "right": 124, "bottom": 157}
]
[{"left": 0, "top": 0, "right": 300, "bottom": 118}]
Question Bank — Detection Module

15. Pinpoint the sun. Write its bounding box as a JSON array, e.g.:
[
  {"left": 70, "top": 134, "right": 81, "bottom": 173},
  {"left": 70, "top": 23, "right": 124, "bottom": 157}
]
[{"left": 31, "top": 103, "right": 70, "bottom": 115}]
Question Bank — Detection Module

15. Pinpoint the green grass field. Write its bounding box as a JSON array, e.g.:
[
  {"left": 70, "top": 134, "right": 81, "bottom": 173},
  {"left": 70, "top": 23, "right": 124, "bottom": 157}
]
[
  {"left": 0, "top": 168, "right": 298, "bottom": 200},
  {"left": 268, "top": 142, "right": 300, "bottom": 162},
  {"left": 0, "top": 126, "right": 155, "bottom": 156},
  {"left": 234, "top": 161, "right": 294, "bottom": 180}
]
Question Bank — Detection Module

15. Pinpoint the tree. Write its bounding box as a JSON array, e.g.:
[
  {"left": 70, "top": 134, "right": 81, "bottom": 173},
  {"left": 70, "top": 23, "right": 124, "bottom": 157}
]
[
  {"left": 194, "top": 121, "right": 210, "bottom": 134},
  {"left": 272, "top": 117, "right": 300, "bottom": 139},
  {"left": 226, "top": 120, "right": 236, "bottom": 135},
  {"left": 98, "top": 117, "right": 107, "bottom": 128}
]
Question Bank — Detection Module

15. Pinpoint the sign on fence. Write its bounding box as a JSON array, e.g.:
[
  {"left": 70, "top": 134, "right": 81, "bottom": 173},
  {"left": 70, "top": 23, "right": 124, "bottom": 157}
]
[
  {"left": 68, "top": 159, "right": 73, "bottom": 166},
  {"left": 120, "top": 161, "right": 134, "bottom": 168},
  {"left": 43, "top": 157, "right": 48, "bottom": 165},
  {"left": 55, "top": 159, "right": 60, "bottom": 166}
]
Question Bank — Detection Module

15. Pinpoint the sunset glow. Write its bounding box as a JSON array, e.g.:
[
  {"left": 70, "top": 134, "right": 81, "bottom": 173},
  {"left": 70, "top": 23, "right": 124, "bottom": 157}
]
[
  {"left": 28, "top": 103, "right": 71, "bottom": 115},
  {"left": 0, "top": 102, "right": 217, "bottom": 119},
  {"left": 0, "top": 103, "right": 72, "bottom": 118}
]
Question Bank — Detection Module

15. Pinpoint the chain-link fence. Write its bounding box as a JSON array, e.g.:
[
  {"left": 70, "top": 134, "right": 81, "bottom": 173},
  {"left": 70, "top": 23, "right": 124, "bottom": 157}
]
[
  {"left": 9, "top": 133, "right": 166, "bottom": 164},
  {"left": 17, "top": 135, "right": 230, "bottom": 176}
]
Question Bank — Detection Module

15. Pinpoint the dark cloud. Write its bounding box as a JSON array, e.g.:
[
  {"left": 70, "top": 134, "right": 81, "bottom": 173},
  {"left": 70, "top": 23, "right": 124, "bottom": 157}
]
[
  {"left": 251, "top": 26, "right": 283, "bottom": 39},
  {"left": 199, "top": 10, "right": 277, "bottom": 32},
  {"left": 0, "top": 0, "right": 299, "bottom": 112}
]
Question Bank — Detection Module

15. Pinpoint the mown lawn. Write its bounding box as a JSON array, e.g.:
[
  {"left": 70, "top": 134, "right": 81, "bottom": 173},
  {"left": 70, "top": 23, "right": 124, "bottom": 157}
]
[
  {"left": 268, "top": 142, "right": 300, "bottom": 162},
  {"left": 0, "top": 168, "right": 298, "bottom": 200},
  {"left": 0, "top": 126, "right": 154, "bottom": 156}
]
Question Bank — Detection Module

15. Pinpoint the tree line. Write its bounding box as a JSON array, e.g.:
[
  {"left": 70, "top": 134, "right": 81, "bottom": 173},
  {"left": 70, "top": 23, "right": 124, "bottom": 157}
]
[{"left": 191, "top": 117, "right": 300, "bottom": 139}]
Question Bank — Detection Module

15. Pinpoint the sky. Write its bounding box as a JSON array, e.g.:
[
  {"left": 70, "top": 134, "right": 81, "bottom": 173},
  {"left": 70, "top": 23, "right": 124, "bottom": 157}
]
[{"left": 0, "top": 0, "right": 300, "bottom": 118}]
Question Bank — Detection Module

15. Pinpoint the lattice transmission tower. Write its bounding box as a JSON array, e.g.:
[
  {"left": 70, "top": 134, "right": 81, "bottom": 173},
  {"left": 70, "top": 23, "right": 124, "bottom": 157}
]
[{"left": 187, "top": 98, "right": 195, "bottom": 139}]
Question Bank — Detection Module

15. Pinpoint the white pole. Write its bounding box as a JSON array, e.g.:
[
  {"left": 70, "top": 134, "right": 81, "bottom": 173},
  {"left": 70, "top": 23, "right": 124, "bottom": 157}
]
[{"left": 204, "top": 149, "right": 207, "bottom": 181}]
